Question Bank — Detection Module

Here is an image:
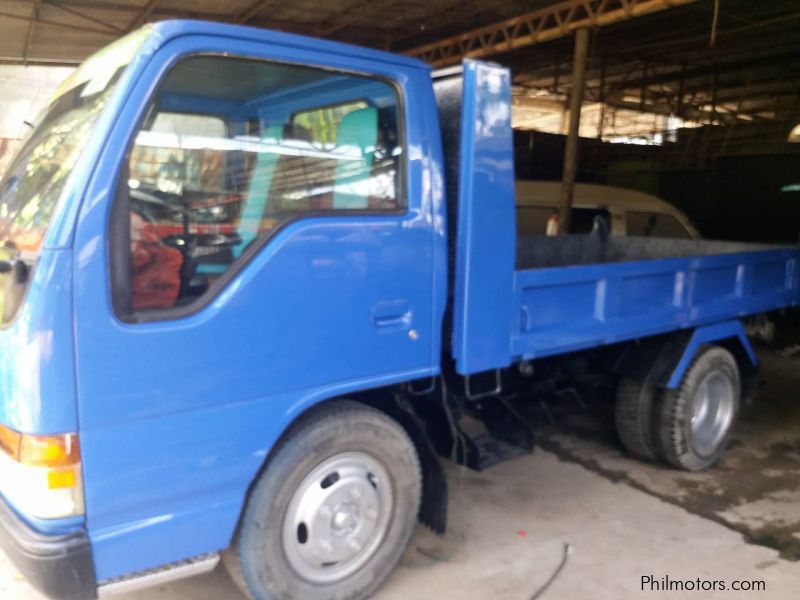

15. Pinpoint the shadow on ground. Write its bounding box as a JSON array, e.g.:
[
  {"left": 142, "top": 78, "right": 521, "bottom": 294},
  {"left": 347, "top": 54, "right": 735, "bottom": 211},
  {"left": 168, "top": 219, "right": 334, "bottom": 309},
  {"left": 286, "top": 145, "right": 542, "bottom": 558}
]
[{"left": 518, "top": 349, "right": 800, "bottom": 561}]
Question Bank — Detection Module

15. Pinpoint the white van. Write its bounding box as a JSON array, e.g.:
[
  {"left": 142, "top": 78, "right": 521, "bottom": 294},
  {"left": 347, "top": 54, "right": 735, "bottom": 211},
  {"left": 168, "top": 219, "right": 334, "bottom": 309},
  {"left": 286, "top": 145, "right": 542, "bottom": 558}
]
[{"left": 516, "top": 181, "right": 701, "bottom": 239}]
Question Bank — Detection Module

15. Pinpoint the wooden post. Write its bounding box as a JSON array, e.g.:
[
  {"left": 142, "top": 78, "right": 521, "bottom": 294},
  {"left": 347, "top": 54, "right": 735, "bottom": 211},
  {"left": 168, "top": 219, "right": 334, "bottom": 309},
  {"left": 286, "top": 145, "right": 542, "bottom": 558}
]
[
  {"left": 558, "top": 27, "right": 589, "bottom": 234},
  {"left": 597, "top": 55, "right": 606, "bottom": 140}
]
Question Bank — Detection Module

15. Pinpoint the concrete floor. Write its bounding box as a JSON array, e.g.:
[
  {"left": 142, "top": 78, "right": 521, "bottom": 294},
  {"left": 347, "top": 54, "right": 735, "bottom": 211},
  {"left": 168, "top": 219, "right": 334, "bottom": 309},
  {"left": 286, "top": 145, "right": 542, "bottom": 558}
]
[
  {"left": 531, "top": 349, "right": 800, "bottom": 562},
  {"left": 2, "top": 351, "right": 799, "bottom": 599}
]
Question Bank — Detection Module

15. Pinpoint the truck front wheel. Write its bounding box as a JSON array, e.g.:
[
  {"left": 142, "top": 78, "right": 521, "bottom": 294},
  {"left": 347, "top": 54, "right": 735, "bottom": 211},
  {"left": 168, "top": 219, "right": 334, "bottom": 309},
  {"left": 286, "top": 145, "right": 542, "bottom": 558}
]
[
  {"left": 224, "top": 400, "right": 421, "bottom": 600},
  {"left": 656, "top": 345, "right": 740, "bottom": 471}
]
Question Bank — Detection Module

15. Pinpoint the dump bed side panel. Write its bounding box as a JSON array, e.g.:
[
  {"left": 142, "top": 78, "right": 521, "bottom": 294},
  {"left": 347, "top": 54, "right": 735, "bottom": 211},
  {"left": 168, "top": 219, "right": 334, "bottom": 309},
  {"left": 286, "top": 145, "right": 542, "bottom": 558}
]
[
  {"left": 512, "top": 248, "right": 800, "bottom": 360},
  {"left": 434, "top": 60, "right": 516, "bottom": 375}
]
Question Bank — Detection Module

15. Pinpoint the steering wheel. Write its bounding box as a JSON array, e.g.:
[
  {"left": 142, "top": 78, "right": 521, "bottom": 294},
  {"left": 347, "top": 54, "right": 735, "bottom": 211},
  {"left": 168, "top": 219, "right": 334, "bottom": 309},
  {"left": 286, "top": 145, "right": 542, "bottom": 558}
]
[
  {"left": 130, "top": 189, "right": 164, "bottom": 223},
  {"left": 130, "top": 188, "right": 190, "bottom": 247}
]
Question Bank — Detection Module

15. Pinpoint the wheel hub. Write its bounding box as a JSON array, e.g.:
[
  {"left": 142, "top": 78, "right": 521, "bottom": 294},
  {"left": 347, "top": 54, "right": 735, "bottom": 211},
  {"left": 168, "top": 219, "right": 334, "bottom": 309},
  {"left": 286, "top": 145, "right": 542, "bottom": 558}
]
[
  {"left": 282, "top": 452, "right": 393, "bottom": 584},
  {"left": 331, "top": 502, "right": 360, "bottom": 535},
  {"left": 690, "top": 368, "right": 735, "bottom": 456}
]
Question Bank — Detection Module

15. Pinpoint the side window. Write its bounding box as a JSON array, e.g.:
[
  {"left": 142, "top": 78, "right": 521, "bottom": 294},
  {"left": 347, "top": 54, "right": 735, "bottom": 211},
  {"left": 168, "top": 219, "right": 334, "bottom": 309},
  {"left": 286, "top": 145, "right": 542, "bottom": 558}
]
[
  {"left": 131, "top": 112, "right": 228, "bottom": 195},
  {"left": 116, "top": 55, "right": 404, "bottom": 316},
  {"left": 627, "top": 211, "right": 692, "bottom": 239},
  {"left": 129, "top": 112, "right": 232, "bottom": 241},
  {"left": 291, "top": 101, "right": 368, "bottom": 145}
]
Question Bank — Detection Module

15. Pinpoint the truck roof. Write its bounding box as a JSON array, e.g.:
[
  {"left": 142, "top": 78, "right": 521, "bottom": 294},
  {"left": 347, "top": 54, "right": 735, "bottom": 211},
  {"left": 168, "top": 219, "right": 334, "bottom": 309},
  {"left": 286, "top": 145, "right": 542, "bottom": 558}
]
[{"left": 145, "top": 20, "right": 431, "bottom": 71}]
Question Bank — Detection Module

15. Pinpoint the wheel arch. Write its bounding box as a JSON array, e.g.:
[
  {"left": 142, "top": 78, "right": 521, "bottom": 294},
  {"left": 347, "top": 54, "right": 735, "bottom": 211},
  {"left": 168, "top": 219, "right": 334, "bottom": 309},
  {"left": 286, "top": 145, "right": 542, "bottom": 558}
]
[
  {"left": 612, "top": 321, "right": 759, "bottom": 410},
  {"left": 709, "top": 337, "right": 759, "bottom": 405},
  {"left": 666, "top": 321, "right": 758, "bottom": 403},
  {"left": 230, "top": 386, "right": 447, "bottom": 552}
]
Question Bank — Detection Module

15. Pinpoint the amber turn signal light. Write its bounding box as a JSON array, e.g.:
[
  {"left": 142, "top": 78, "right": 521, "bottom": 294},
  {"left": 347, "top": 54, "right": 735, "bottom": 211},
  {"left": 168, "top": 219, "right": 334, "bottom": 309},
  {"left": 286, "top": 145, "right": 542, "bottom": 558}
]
[{"left": 0, "top": 425, "right": 80, "bottom": 467}]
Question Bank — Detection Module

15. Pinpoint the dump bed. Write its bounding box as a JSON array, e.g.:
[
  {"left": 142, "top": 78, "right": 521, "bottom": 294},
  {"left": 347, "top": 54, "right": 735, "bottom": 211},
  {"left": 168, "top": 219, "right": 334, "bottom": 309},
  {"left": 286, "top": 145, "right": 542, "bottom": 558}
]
[
  {"left": 434, "top": 60, "right": 800, "bottom": 375},
  {"left": 513, "top": 240, "right": 800, "bottom": 361}
]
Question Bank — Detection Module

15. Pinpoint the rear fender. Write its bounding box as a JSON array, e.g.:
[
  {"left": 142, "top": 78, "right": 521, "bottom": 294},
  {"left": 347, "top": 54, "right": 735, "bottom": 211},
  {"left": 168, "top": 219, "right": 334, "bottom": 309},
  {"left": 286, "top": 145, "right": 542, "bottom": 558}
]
[
  {"left": 666, "top": 321, "right": 757, "bottom": 391},
  {"left": 614, "top": 321, "right": 758, "bottom": 405}
]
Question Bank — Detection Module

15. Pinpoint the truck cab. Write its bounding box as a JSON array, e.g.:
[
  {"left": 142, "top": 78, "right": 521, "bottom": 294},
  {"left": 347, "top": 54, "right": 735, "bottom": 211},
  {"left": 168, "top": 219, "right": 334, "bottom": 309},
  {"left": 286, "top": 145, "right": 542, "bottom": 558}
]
[{"left": 0, "top": 22, "right": 448, "bottom": 599}]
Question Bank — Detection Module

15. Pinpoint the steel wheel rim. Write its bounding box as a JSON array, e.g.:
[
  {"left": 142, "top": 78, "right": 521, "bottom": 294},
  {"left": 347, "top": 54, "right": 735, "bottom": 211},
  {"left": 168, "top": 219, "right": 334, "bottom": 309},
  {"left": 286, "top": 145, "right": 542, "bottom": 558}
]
[
  {"left": 282, "top": 451, "right": 393, "bottom": 584},
  {"left": 690, "top": 369, "right": 735, "bottom": 456}
]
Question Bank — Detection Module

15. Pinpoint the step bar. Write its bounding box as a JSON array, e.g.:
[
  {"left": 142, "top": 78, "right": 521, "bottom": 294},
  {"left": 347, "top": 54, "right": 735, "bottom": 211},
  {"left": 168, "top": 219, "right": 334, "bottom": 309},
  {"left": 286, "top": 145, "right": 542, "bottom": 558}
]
[{"left": 98, "top": 553, "right": 220, "bottom": 597}]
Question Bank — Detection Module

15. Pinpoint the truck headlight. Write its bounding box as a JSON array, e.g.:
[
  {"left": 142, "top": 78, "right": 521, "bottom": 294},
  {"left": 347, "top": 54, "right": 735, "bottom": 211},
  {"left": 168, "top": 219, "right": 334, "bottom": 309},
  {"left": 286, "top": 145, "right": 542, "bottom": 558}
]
[{"left": 0, "top": 425, "right": 84, "bottom": 519}]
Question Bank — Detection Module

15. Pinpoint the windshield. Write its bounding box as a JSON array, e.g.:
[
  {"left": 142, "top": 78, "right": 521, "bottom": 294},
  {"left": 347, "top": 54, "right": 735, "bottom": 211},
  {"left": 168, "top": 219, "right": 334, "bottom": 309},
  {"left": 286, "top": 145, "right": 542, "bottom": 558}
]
[
  {"left": 0, "top": 29, "right": 149, "bottom": 256},
  {"left": 0, "top": 86, "right": 114, "bottom": 253},
  {"left": 0, "top": 29, "right": 149, "bottom": 324}
]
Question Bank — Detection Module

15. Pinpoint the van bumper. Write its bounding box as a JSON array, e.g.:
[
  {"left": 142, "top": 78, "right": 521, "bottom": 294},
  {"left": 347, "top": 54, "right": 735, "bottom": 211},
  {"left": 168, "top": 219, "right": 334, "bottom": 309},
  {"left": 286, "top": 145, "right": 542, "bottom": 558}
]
[{"left": 0, "top": 497, "right": 97, "bottom": 599}]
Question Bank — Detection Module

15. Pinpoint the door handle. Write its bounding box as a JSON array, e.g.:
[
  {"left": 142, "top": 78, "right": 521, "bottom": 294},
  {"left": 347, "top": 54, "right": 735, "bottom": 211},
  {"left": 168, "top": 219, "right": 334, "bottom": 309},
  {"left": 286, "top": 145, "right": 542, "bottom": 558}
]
[{"left": 372, "top": 300, "right": 412, "bottom": 329}]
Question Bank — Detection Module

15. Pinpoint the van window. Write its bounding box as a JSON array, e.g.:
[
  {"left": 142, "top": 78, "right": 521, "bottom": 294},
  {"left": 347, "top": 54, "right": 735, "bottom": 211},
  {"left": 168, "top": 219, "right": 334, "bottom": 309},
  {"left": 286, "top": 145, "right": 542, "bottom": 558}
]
[
  {"left": 627, "top": 211, "right": 692, "bottom": 239},
  {"left": 570, "top": 208, "right": 611, "bottom": 234},
  {"left": 117, "top": 55, "right": 403, "bottom": 315},
  {"left": 516, "top": 206, "right": 610, "bottom": 235},
  {"left": 516, "top": 206, "right": 553, "bottom": 235}
]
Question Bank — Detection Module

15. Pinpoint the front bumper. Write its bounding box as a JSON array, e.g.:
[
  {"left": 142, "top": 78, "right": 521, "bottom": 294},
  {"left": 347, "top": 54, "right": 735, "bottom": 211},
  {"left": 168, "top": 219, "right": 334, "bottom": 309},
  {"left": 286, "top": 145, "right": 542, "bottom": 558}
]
[{"left": 0, "top": 496, "right": 96, "bottom": 599}]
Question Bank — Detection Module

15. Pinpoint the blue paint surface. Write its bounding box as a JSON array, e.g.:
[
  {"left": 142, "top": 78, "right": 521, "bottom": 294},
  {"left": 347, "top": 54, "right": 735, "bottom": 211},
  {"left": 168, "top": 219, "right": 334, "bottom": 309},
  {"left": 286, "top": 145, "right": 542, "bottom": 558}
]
[
  {"left": 666, "top": 320, "right": 757, "bottom": 389},
  {"left": 0, "top": 250, "right": 76, "bottom": 435},
  {"left": 512, "top": 249, "right": 799, "bottom": 362},
  {"left": 450, "top": 60, "right": 516, "bottom": 375}
]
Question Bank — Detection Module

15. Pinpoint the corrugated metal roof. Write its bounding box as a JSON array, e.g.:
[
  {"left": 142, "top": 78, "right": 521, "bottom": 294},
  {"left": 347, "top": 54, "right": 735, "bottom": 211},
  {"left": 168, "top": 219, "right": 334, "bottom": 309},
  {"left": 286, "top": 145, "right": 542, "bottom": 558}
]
[{"left": 0, "top": 0, "right": 797, "bottom": 152}]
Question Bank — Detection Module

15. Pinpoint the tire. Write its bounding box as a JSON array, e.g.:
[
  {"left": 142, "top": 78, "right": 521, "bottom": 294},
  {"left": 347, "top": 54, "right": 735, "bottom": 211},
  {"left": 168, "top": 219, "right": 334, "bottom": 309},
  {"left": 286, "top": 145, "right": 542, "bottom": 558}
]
[
  {"left": 614, "top": 377, "right": 659, "bottom": 462},
  {"left": 224, "top": 400, "right": 421, "bottom": 600},
  {"left": 655, "top": 345, "right": 740, "bottom": 471}
]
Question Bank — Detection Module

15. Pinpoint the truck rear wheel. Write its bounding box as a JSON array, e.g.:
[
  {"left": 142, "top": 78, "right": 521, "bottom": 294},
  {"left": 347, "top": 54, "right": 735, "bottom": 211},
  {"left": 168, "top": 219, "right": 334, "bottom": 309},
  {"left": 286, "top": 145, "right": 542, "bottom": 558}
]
[
  {"left": 656, "top": 345, "right": 740, "bottom": 471},
  {"left": 614, "top": 377, "right": 659, "bottom": 461},
  {"left": 224, "top": 400, "right": 421, "bottom": 600}
]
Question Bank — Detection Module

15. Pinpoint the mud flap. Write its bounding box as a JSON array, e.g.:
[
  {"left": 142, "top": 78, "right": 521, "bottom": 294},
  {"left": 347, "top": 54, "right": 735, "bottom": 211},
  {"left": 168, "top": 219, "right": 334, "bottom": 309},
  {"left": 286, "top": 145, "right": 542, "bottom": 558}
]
[{"left": 379, "top": 392, "right": 449, "bottom": 533}]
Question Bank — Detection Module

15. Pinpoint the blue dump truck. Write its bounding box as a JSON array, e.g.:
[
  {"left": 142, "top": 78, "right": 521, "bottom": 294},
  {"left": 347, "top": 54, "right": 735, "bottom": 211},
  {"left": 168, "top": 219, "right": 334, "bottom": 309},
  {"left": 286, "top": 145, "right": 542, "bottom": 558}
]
[{"left": 0, "top": 20, "right": 798, "bottom": 600}]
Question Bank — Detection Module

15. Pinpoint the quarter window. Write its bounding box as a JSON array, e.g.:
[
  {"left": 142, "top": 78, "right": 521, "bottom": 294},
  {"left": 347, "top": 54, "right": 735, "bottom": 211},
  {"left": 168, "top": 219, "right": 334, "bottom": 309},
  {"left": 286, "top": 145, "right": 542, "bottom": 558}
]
[{"left": 117, "top": 55, "right": 404, "bottom": 314}]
